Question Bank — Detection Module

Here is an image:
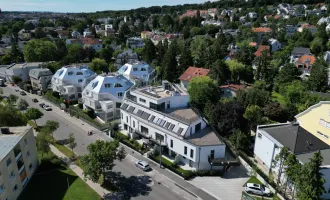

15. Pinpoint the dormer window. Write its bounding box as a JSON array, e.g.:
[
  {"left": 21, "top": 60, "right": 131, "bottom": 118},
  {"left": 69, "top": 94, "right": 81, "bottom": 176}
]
[
  {"left": 92, "top": 81, "right": 98, "bottom": 89},
  {"left": 78, "top": 79, "right": 83, "bottom": 83},
  {"left": 104, "top": 83, "right": 111, "bottom": 88},
  {"left": 140, "top": 68, "right": 146, "bottom": 71},
  {"left": 133, "top": 68, "right": 138, "bottom": 71},
  {"left": 68, "top": 71, "right": 73, "bottom": 75},
  {"left": 76, "top": 72, "right": 83, "bottom": 75},
  {"left": 114, "top": 83, "right": 123, "bottom": 88}
]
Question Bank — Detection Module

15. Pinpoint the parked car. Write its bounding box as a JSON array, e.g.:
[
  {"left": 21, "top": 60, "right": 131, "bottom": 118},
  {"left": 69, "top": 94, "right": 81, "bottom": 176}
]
[
  {"left": 32, "top": 98, "right": 38, "bottom": 103},
  {"left": 245, "top": 183, "right": 271, "bottom": 196},
  {"left": 15, "top": 89, "right": 19, "bottom": 92},
  {"left": 43, "top": 104, "right": 52, "bottom": 111},
  {"left": 20, "top": 91, "right": 26, "bottom": 96},
  {"left": 135, "top": 160, "right": 151, "bottom": 171},
  {"left": 39, "top": 103, "right": 45, "bottom": 108}
]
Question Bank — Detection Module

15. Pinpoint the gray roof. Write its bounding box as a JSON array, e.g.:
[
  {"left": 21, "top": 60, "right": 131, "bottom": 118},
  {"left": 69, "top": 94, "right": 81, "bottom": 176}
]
[
  {"left": 291, "top": 47, "right": 310, "bottom": 55},
  {"left": 0, "top": 126, "right": 32, "bottom": 161},
  {"left": 296, "top": 149, "right": 330, "bottom": 166},
  {"left": 186, "top": 127, "right": 224, "bottom": 146}
]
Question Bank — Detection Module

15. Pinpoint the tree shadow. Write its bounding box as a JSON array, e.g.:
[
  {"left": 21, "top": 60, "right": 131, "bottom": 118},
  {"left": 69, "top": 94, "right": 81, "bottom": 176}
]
[
  {"left": 102, "top": 171, "right": 152, "bottom": 200},
  {"left": 57, "top": 139, "right": 69, "bottom": 145}
]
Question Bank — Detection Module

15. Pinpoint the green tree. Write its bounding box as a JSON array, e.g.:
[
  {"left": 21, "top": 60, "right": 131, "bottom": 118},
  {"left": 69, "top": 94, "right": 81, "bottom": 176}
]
[
  {"left": 25, "top": 108, "right": 44, "bottom": 126},
  {"left": 24, "top": 39, "right": 57, "bottom": 62},
  {"left": 190, "top": 36, "right": 213, "bottom": 66},
  {"left": 12, "top": 76, "right": 22, "bottom": 84},
  {"left": 55, "top": 39, "right": 68, "bottom": 61},
  {"left": 243, "top": 105, "right": 266, "bottom": 130},
  {"left": 100, "top": 45, "right": 114, "bottom": 63},
  {"left": 188, "top": 76, "right": 218, "bottom": 110},
  {"left": 236, "top": 88, "right": 270, "bottom": 108},
  {"left": 90, "top": 58, "right": 109, "bottom": 74},
  {"left": 86, "top": 46, "right": 96, "bottom": 61},
  {"left": 17, "top": 99, "right": 29, "bottom": 111},
  {"left": 119, "top": 23, "right": 130, "bottom": 42},
  {"left": 310, "top": 37, "right": 324, "bottom": 56},
  {"left": 67, "top": 44, "right": 86, "bottom": 63},
  {"left": 178, "top": 41, "right": 193, "bottom": 73},
  {"left": 36, "top": 131, "right": 51, "bottom": 158},
  {"left": 209, "top": 59, "right": 231, "bottom": 85},
  {"left": 236, "top": 40, "right": 256, "bottom": 66},
  {"left": 225, "top": 59, "right": 245, "bottom": 83},
  {"left": 282, "top": 81, "right": 308, "bottom": 105},
  {"left": 0, "top": 104, "right": 27, "bottom": 126},
  {"left": 43, "top": 120, "right": 59, "bottom": 138},
  {"left": 81, "top": 140, "right": 126, "bottom": 183},
  {"left": 229, "top": 130, "right": 249, "bottom": 151},
  {"left": 142, "top": 39, "right": 156, "bottom": 63},
  {"left": 7, "top": 94, "right": 18, "bottom": 105},
  {"left": 263, "top": 102, "right": 286, "bottom": 122},
  {"left": 67, "top": 133, "right": 77, "bottom": 156},
  {"left": 272, "top": 147, "right": 289, "bottom": 196},
  {"left": 274, "top": 63, "right": 302, "bottom": 91},
  {"left": 308, "top": 59, "right": 329, "bottom": 92},
  {"left": 161, "top": 41, "right": 178, "bottom": 82},
  {"left": 284, "top": 153, "right": 301, "bottom": 199}
]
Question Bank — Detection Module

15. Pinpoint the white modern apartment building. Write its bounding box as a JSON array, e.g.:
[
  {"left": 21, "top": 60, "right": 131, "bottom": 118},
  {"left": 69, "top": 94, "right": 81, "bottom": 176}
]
[
  {"left": 126, "top": 37, "right": 144, "bottom": 49},
  {"left": 117, "top": 61, "right": 156, "bottom": 87},
  {"left": 120, "top": 81, "right": 226, "bottom": 170},
  {"left": 82, "top": 74, "right": 134, "bottom": 122},
  {"left": 51, "top": 65, "right": 97, "bottom": 101},
  {"left": 0, "top": 126, "right": 39, "bottom": 200}
]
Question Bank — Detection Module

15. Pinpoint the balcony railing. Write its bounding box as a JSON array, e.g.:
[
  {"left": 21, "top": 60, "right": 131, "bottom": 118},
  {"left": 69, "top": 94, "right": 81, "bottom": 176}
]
[
  {"left": 134, "top": 129, "right": 151, "bottom": 138},
  {"left": 15, "top": 152, "right": 22, "bottom": 162}
]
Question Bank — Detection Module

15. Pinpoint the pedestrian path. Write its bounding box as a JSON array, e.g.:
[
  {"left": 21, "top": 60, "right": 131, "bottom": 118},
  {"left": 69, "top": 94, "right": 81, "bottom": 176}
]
[{"left": 50, "top": 145, "right": 110, "bottom": 198}]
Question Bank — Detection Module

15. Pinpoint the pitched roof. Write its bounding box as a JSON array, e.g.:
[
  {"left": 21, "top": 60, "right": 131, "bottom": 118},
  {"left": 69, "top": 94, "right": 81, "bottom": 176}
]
[
  {"left": 291, "top": 47, "right": 310, "bottom": 55},
  {"left": 179, "top": 67, "right": 211, "bottom": 81},
  {"left": 220, "top": 84, "right": 247, "bottom": 91},
  {"left": 300, "top": 23, "right": 316, "bottom": 29},
  {"left": 249, "top": 42, "right": 257, "bottom": 47},
  {"left": 254, "top": 45, "right": 270, "bottom": 57},
  {"left": 252, "top": 27, "right": 272, "bottom": 33},
  {"left": 295, "top": 55, "right": 316, "bottom": 68}
]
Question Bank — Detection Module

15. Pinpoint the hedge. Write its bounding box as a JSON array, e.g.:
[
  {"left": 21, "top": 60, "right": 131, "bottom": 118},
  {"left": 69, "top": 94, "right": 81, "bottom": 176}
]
[{"left": 113, "top": 132, "right": 149, "bottom": 154}]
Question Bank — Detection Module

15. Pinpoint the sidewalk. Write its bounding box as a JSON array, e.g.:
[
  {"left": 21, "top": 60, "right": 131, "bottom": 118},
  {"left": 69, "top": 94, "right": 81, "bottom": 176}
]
[{"left": 50, "top": 145, "right": 110, "bottom": 197}]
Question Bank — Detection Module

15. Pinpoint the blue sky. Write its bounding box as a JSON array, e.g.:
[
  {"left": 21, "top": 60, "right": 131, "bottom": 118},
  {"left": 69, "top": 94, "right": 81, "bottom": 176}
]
[{"left": 0, "top": 0, "right": 209, "bottom": 12}]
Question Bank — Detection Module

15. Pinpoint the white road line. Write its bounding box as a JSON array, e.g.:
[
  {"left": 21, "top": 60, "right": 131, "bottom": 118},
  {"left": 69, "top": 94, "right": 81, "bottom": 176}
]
[
  {"left": 183, "top": 196, "right": 190, "bottom": 200},
  {"left": 172, "top": 189, "right": 179, "bottom": 195},
  {"left": 163, "top": 184, "right": 169, "bottom": 188}
]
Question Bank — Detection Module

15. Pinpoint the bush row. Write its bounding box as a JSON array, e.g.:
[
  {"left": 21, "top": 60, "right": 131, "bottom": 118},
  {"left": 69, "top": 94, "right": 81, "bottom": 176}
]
[{"left": 113, "top": 132, "right": 149, "bottom": 154}]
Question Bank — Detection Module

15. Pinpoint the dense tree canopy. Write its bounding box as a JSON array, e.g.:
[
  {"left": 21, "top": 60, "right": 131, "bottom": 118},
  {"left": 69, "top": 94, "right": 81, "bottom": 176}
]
[{"left": 23, "top": 39, "right": 57, "bottom": 62}]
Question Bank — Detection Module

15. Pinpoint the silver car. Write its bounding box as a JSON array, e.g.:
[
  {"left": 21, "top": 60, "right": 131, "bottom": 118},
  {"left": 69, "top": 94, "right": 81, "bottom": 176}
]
[
  {"left": 245, "top": 183, "right": 271, "bottom": 196},
  {"left": 135, "top": 160, "right": 151, "bottom": 171}
]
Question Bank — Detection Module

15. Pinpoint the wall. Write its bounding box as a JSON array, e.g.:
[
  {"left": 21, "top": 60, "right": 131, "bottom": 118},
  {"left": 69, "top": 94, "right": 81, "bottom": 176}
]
[{"left": 254, "top": 129, "right": 276, "bottom": 170}]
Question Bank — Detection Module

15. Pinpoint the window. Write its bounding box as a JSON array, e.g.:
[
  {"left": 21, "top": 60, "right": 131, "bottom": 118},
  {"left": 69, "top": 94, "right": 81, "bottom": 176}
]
[
  {"left": 114, "top": 83, "right": 123, "bottom": 88},
  {"left": 170, "top": 140, "right": 173, "bottom": 148},
  {"left": 6, "top": 158, "right": 11, "bottom": 166},
  {"left": 195, "top": 123, "right": 201, "bottom": 133},
  {"left": 24, "top": 138, "right": 28, "bottom": 145},
  {"left": 210, "top": 150, "right": 215, "bottom": 160},
  {"left": 318, "top": 131, "right": 329, "bottom": 139},
  {"left": 76, "top": 72, "right": 83, "bottom": 75},
  {"left": 78, "top": 79, "right": 83, "bottom": 83},
  {"left": 140, "top": 68, "right": 146, "bottom": 71},
  {"left": 116, "top": 102, "right": 121, "bottom": 108},
  {"left": 9, "top": 171, "right": 15, "bottom": 180},
  {"left": 184, "top": 146, "right": 187, "bottom": 155},
  {"left": 68, "top": 71, "right": 73, "bottom": 75},
  {"left": 0, "top": 184, "right": 4, "bottom": 194},
  {"left": 139, "top": 98, "right": 146, "bottom": 103},
  {"left": 133, "top": 68, "right": 138, "bottom": 71},
  {"left": 141, "top": 126, "right": 149, "bottom": 134},
  {"left": 26, "top": 151, "right": 30, "bottom": 158},
  {"left": 155, "top": 133, "right": 164, "bottom": 142},
  {"left": 190, "top": 149, "right": 194, "bottom": 158},
  {"left": 126, "top": 116, "right": 128, "bottom": 123},
  {"left": 121, "top": 113, "right": 123, "bottom": 119},
  {"left": 117, "top": 92, "right": 123, "bottom": 97},
  {"left": 13, "top": 185, "right": 18, "bottom": 192},
  {"left": 107, "top": 105, "right": 112, "bottom": 109},
  {"left": 104, "top": 83, "right": 111, "bottom": 88},
  {"left": 29, "top": 163, "right": 33, "bottom": 171},
  {"left": 133, "top": 121, "right": 135, "bottom": 128},
  {"left": 258, "top": 133, "right": 262, "bottom": 139}
]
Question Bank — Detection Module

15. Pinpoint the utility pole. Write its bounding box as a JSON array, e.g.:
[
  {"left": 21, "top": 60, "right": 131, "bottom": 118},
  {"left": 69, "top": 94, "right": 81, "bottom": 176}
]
[{"left": 67, "top": 178, "right": 72, "bottom": 200}]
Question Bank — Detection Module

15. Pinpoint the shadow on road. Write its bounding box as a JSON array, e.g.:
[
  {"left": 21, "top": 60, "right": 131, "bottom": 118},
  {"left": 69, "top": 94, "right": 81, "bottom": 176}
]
[
  {"left": 222, "top": 165, "right": 249, "bottom": 179},
  {"left": 103, "top": 171, "right": 152, "bottom": 200}
]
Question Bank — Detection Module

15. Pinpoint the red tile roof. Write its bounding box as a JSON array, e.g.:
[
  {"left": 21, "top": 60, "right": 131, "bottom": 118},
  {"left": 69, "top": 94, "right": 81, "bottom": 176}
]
[
  {"left": 249, "top": 42, "right": 257, "bottom": 47},
  {"left": 82, "top": 38, "right": 101, "bottom": 45},
  {"left": 220, "top": 84, "right": 247, "bottom": 92},
  {"left": 254, "top": 45, "right": 270, "bottom": 57},
  {"left": 252, "top": 27, "right": 272, "bottom": 33},
  {"left": 295, "top": 55, "right": 316, "bottom": 69},
  {"left": 179, "top": 67, "right": 211, "bottom": 81}
]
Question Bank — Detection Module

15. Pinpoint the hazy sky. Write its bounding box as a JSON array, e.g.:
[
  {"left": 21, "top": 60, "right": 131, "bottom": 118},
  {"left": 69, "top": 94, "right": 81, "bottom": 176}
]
[{"left": 0, "top": 0, "right": 210, "bottom": 12}]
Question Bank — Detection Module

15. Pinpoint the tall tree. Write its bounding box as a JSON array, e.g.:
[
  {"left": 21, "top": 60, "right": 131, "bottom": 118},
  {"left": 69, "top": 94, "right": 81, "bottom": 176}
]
[
  {"left": 25, "top": 108, "right": 44, "bottom": 126},
  {"left": 0, "top": 104, "right": 27, "bottom": 126},
  {"left": 225, "top": 59, "right": 245, "bottom": 83},
  {"left": 100, "top": 45, "right": 114, "bottom": 63},
  {"left": 161, "top": 41, "right": 178, "bottom": 82},
  {"left": 142, "top": 39, "right": 156, "bottom": 63},
  {"left": 274, "top": 63, "right": 302, "bottom": 91},
  {"left": 55, "top": 39, "right": 68, "bottom": 61},
  {"left": 67, "top": 133, "right": 77, "bottom": 156},
  {"left": 43, "top": 120, "right": 59, "bottom": 138},
  {"left": 24, "top": 39, "right": 57, "bottom": 62},
  {"left": 209, "top": 59, "right": 231, "bottom": 85},
  {"left": 272, "top": 147, "right": 289, "bottom": 196},
  {"left": 119, "top": 23, "right": 130, "bottom": 42},
  {"left": 90, "top": 58, "right": 109, "bottom": 74},
  {"left": 244, "top": 105, "right": 267, "bottom": 130},
  {"left": 17, "top": 99, "right": 29, "bottom": 111},
  {"left": 67, "top": 44, "right": 86, "bottom": 63},
  {"left": 7, "top": 94, "right": 18, "bottom": 105},
  {"left": 36, "top": 131, "right": 51, "bottom": 158},
  {"left": 308, "top": 59, "right": 329, "bottom": 92}
]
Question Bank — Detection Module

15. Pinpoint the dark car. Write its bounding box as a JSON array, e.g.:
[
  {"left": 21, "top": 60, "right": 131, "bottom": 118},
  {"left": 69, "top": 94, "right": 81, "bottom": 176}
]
[
  {"left": 20, "top": 91, "right": 27, "bottom": 95},
  {"left": 39, "top": 103, "right": 45, "bottom": 108},
  {"left": 32, "top": 98, "right": 38, "bottom": 103}
]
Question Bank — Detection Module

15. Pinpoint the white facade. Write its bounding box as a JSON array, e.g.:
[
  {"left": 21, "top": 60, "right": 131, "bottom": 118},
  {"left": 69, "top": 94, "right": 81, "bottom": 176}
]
[
  {"left": 126, "top": 37, "right": 144, "bottom": 49},
  {"left": 248, "top": 12, "right": 258, "bottom": 19},
  {"left": 120, "top": 81, "right": 226, "bottom": 170},
  {"left": 51, "top": 65, "right": 97, "bottom": 101},
  {"left": 268, "top": 39, "right": 282, "bottom": 52},
  {"left": 71, "top": 30, "right": 81, "bottom": 39},
  {"left": 117, "top": 61, "right": 156, "bottom": 87},
  {"left": 83, "top": 31, "right": 92, "bottom": 37},
  {"left": 29, "top": 68, "right": 53, "bottom": 91},
  {"left": 82, "top": 74, "right": 134, "bottom": 122},
  {"left": 114, "top": 49, "right": 139, "bottom": 69},
  {"left": 5, "top": 63, "right": 42, "bottom": 82}
]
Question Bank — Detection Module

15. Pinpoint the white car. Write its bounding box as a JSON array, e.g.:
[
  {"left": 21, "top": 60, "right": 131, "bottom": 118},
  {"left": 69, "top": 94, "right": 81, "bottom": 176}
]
[
  {"left": 43, "top": 104, "right": 52, "bottom": 111},
  {"left": 135, "top": 160, "right": 151, "bottom": 171},
  {"left": 245, "top": 183, "right": 271, "bottom": 196}
]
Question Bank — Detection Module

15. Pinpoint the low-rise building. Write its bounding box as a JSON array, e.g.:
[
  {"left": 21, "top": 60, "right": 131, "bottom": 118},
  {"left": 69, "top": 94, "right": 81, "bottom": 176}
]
[
  {"left": 0, "top": 126, "right": 39, "bottom": 200},
  {"left": 5, "top": 62, "right": 43, "bottom": 83},
  {"left": 220, "top": 84, "right": 248, "bottom": 98},
  {"left": 82, "top": 74, "right": 134, "bottom": 122},
  {"left": 82, "top": 38, "right": 103, "bottom": 51},
  {"left": 252, "top": 27, "right": 272, "bottom": 43},
  {"left": 52, "top": 65, "right": 97, "bottom": 101},
  {"left": 268, "top": 38, "right": 281, "bottom": 52},
  {"left": 126, "top": 37, "right": 144, "bottom": 49},
  {"left": 290, "top": 47, "right": 311, "bottom": 63},
  {"left": 121, "top": 81, "right": 226, "bottom": 170},
  {"left": 71, "top": 30, "right": 81, "bottom": 39},
  {"left": 114, "top": 49, "right": 139, "bottom": 69},
  {"left": 285, "top": 25, "right": 297, "bottom": 36},
  {"left": 117, "top": 61, "right": 156, "bottom": 87},
  {"left": 179, "top": 67, "right": 211, "bottom": 90},
  {"left": 295, "top": 54, "right": 316, "bottom": 74},
  {"left": 29, "top": 68, "right": 53, "bottom": 91},
  {"left": 297, "top": 23, "right": 317, "bottom": 34}
]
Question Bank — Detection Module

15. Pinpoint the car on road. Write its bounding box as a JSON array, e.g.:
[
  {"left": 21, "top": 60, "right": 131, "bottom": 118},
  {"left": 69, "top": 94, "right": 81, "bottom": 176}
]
[
  {"left": 39, "top": 103, "right": 45, "bottom": 108},
  {"left": 20, "top": 91, "right": 27, "bottom": 96},
  {"left": 43, "top": 104, "right": 52, "bottom": 111},
  {"left": 135, "top": 160, "right": 151, "bottom": 171},
  {"left": 245, "top": 183, "right": 271, "bottom": 196},
  {"left": 15, "top": 89, "right": 19, "bottom": 92},
  {"left": 32, "top": 98, "right": 38, "bottom": 103}
]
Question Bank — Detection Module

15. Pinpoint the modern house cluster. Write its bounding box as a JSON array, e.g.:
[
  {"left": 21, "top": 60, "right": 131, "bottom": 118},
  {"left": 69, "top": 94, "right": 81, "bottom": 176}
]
[
  {"left": 0, "top": 126, "right": 38, "bottom": 200},
  {"left": 120, "top": 81, "right": 226, "bottom": 170}
]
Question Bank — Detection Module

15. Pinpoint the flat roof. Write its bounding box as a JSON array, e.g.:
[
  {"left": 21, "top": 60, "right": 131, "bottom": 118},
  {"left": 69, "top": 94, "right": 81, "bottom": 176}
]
[
  {"left": 186, "top": 127, "right": 224, "bottom": 146},
  {"left": 136, "top": 84, "right": 187, "bottom": 99},
  {"left": 10, "top": 62, "right": 43, "bottom": 69},
  {"left": 0, "top": 126, "right": 32, "bottom": 161},
  {"left": 164, "top": 108, "right": 199, "bottom": 123}
]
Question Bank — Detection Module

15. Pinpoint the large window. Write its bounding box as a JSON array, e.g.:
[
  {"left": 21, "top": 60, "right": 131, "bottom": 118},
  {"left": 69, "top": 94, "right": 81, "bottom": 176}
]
[
  {"left": 139, "top": 98, "right": 146, "bottom": 103},
  {"left": 6, "top": 158, "right": 11, "bottom": 167},
  {"left": 149, "top": 102, "right": 165, "bottom": 111},
  {"left": 116, "top": 102, "right": 122, "bottom": 108},
  {"left": 114, "top": 83, "right": 123, "bottom": 88},
  {"left": 68, "top": 71, "right": 73, "bottom": 75},
  {"left": 195, "top": 123, "right": 201, "bottom": 133},
  {"left": 9, "top": 170, "right": 15, "bottom": 180},
  {"left": 117, "top": 92, "right": 123, "bottom": 97},
  {"left": 155, "top": 133, "right": 164, "bottom": 142},
  {"left": 184, "top": 146, "right": 187, "bottom": 155},
  {"left": 190, "top": 149, "right": 194, "bottom": 158},
  {"left": 210, "top": 150, "right": 215, "bottom": 160},
  {"left": 170, "top": 139, "right": 173, "bottom": 148},
  {"left": 141, "top": 126, "right": 149, "bottom": 134},
  {"left": 104, "top": 83, "right": 111, "bottom": 88}
]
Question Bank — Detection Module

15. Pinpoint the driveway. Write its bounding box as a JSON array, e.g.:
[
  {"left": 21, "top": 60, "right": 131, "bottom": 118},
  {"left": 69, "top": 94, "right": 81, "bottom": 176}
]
[{"left": 188, "top": 166, "right": 249, "bottom": 200}]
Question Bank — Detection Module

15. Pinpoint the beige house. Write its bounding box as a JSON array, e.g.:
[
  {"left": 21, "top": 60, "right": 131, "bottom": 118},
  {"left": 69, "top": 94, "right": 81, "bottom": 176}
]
[
  {"left": 0, "top": 126, "right": 39, "bottom": 200},
  {"left": 29, "top": 68, "right": 53, "bottom": 91}
]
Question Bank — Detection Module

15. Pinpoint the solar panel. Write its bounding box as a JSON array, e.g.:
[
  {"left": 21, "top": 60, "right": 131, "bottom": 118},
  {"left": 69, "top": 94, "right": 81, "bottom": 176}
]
[
  {"left": 164, "top": 122, "right": 170, "bottom": 128},
  {"left": 149, "top": 115, "right": 155, "bottom": 122},
  {"left": 141, "top": 112, "right": 150, "bottom": 120},
  {"left": 169, "top": 124, "right": 175, "bottom": 131},
  {"left": 156, "top": 118, "right": 162, "bottom": 125},
  {"left": 136, "top": 110, "right": 143, "bottom": 116},
  {"left": 140, "top": 90, "right": 161, "bottom": 98},
  {"left": 160, "top": 120, "right": 166, "bottom": 127},
  {"left": 121, "top": 103, "right": 129, "bottom": 110},
  {"left": 127, "top": 106, "right": 135, "bottom": 113},
  {"left": 177, "top": 128, "right": 184, "bottom": 134}
]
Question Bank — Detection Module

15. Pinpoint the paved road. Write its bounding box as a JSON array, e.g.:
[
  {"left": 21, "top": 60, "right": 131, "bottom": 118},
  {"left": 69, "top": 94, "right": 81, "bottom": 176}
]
[{"left": 2, "top": 86, "right": 198, "bottom": 200}]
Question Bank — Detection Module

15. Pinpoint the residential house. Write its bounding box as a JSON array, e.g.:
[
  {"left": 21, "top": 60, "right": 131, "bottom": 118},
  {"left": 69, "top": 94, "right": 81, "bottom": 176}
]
[
  {"left": 201, "top": 19, "right": 226, "bottom": 27},
  {"left": 297, "top": 23, "right": 317, "bottom": 35},
  {"left": 57, "top": 30, "right": 69, "bottom": 39},
  {"left": 254, "top": 101, "right": 330, "bottom": 199},
  {"left": 290, "top": 47, "right": 311, "bottom": 63},
  {"left": 317, "top": 16, "right": 330, "bottom": 25},
  {"left": 220, "top": 84, "right": 248, "bottom": 98},
  {"left": 254, "top": 45, "right": 270, "bottom": 57},
  {"left": 295, "top": 54, "right": 316, "bottom": 74},
  {"left": 117, "top": 61, "right": 156, "bottom": 87},
  {"left": 114, "top": 49, "right": 139, "bottom": 69},
  {"left": 324, "top": 51, "right": 330, "bottom": 65},
  {"left": 252, "top": 27, "right": 272, "bottom": 43},
  {"left": 126, "top": 37, "right": 144, "bottom": 49},
  {"left": 65, "top": 39, "right": 83, "bottom": 46},
  {"left": 179, "top": 67, "right": 211, "bottom": 90},
  {"left": 0, "top": 126, "right": 39, "bottom": 200},
  {"left": 141, "top": 31, "right": 153, "bottom": 39},
  {"left": 121, "top": 81, "right": 227, "bottom": 170},
  {"left": 268, "top": 38, "right": 282, "bottom": 52},
  {"left": 82, "top": 74, "right": 134, "bottom": 122},
  {"left": 221, "top": 29, "right": 240, "bottom": 37},
  {"left": 82, "top": 38, "right": 103, "bottom": 51},
  {"left": 285, "top": 25, "right": 297, "bottom": 36},
  {"left": 248, "top": 12, "right": 258, "bottom": 19},
  {"left": 5, "top": 62, "right": 42, "bottom": 83},
  {"left": 71, "top": 30, "right": 81, "bottom": 39},
  {"left": 83, "top": 29, "right": 92, "bottom": 37},
  {"left": 51, "top": 65, "right": 97, "bottom": 101},
  {"left": 29, "top": 68, "right": 53, "bottom": 91}
]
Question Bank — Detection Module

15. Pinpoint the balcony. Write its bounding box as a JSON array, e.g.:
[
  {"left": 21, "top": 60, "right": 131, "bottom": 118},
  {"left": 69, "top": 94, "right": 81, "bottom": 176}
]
[
  {"left": 15, "top": 151, "right": 22, "bottom": 162},
  {"left": 208, "top": 155, "right": 240, "bottom": 167},
  {"left": 134, "top": 129, "right": 151, "bottom": 139}
]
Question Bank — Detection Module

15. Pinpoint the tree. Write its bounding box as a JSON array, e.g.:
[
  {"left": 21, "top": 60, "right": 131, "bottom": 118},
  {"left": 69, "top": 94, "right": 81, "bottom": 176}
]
[
  {"left": 17, "top": 99, "right": 29, "bottom": 111},
  {"left": 209, "top": 59, "right": 231, "bottom": 85},
  {"left": 178, "top": 42, "right": 193, "bottom": 72},
  {"left": 272, "top": 147, "right": 289, "bottom": 196},
  {"left": 12, "top": 76, "right": 22, "bottom": 84},
  {"left": 190, "top": 36, "right": 213, "bottom": 66},
  {"left": 188, "top": 76, "right": 218, "bottom": 110},
  {"left": 274, "top": 63, "right": 302, "bottom": 91},
  {"left": 67, "top": 133, "right": 77, "bottom": 156},
  {"left": 263, "top": 102, "right": 286, "bottom": 122},
  {"left": 25, "top": 108, "right": 44, "bottom": 126},
  {"left": 284, "top": 153, "right": 301, "bottom": 199},
  {"left": 310, "top": 37, "right": 324, "bottom": 56},
  {"left": 24, "top": 39, "right": 57, "bottom": 62},
  {"left": 36, "top": 131, "right": 51, "bottom": 158},
  {"left": 43, "top": 120, "right": 59, "bottom": 138},
  {"left": 236, "top": 40, "right": 256, "bottom": 66},
  {"left": 81, "top": 140, "right": 126, "bottom": 182},
  {"left": 67, "top": 44, "right": 86, "bottom": 63},
  {"left": 308, "top": 59, "right": 329, "bottom": 92},
  {"left": 34, "top": 27, "right": 46, "bottom": 39},
  {"left": 55, "top": 39, "right": 68, "bottom": 61},
  {"left": 0, "top": 104, "right": 27, "bottom": 126},
  {"left": 142, "top": 39, "right": 156, "bottom": 63},
  {"left": 7, "top": 94, "right": 18, "bottom": 105},
  {"left": 282, "top": 81, "right": 308, "bottom": 105},
  {"left": 236, "top": 88, "right": 270, "bottom": 108},
  {"left": 225, "top": 59, "right": 245, "bottom": 83},
  {"left": 90, "top": 58, "right": 108, "bottom": 74},
  {"left": 100, "top": 45, "right": 114, "bottom": 63},
  {"left": 229, "top": 130, "right": 249, "bottom": 151},
  {"left": 119, "top": 23, "right": 130, "bottom": 42},
  {"left": 244, "top": 105, "right": 267, "bottom": 130},
  {"left": 161, "top": 41, "right": 178, "bottom": 82},
  {"left": 86, "top": 46, "right": 96, "bottom": 61}
]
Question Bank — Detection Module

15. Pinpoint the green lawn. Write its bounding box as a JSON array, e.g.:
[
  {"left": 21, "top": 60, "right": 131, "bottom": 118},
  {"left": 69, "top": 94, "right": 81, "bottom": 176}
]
[
  {"left": 19, "top": 152, "right": 101, "bottom": 200},
  {"left": 53, "top": 143, "right": 83, "bottom": 168},
  {"left": 271, "top": 92, "right": 286, "bottom": 105},
  {"left": 244, "top": 176, "right": 263, "bottom": 186}
]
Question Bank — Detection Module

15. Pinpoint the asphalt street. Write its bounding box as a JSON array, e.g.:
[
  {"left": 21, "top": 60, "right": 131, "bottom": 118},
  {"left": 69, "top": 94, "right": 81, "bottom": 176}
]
[{"left": 2, "top": 85, "right": 200, "bottom": 200}]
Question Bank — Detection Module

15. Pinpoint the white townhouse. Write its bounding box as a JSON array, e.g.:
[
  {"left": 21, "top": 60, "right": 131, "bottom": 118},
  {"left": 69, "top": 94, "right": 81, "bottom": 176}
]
[
  {"left": 126, "top": 37, "right": 144, "bottom": 49},
  {"left": 82, "top": 74, "right": 134, "bottom": 122},
  {"left": 117, "top": 61, "right": 156, "bottom": 87},
  {"left": 51, "top": 65, "right": 97, "bottom": 101},
  {"left": 120, "top": 81, "right": 226, "bottom": 170}
]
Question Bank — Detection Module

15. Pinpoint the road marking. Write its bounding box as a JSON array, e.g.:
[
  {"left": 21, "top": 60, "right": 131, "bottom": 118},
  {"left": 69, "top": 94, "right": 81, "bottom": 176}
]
[
  {"left": 163, "top": 184, "right": 169, "bottom": 188},
  {"left": 183, "top": 197, "right": 190, "bottom": 200},
  {"left": 172, "top": 189, "right": 179, "bottom": 195}
]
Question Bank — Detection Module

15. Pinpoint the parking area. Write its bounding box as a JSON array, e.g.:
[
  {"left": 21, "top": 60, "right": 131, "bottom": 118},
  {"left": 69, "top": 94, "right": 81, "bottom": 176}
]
[{"left": 189, "top": 166, "right": 250, "bottom": 200}]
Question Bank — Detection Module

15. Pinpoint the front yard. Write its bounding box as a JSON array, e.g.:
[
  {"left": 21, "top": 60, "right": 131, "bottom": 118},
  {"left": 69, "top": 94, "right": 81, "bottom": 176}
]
[
  {"left": 243, "top": 176, "right": 281, "bottom": 200},
  {"left": 19, "top": 152, "right": 101, "bottom": 200}
]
